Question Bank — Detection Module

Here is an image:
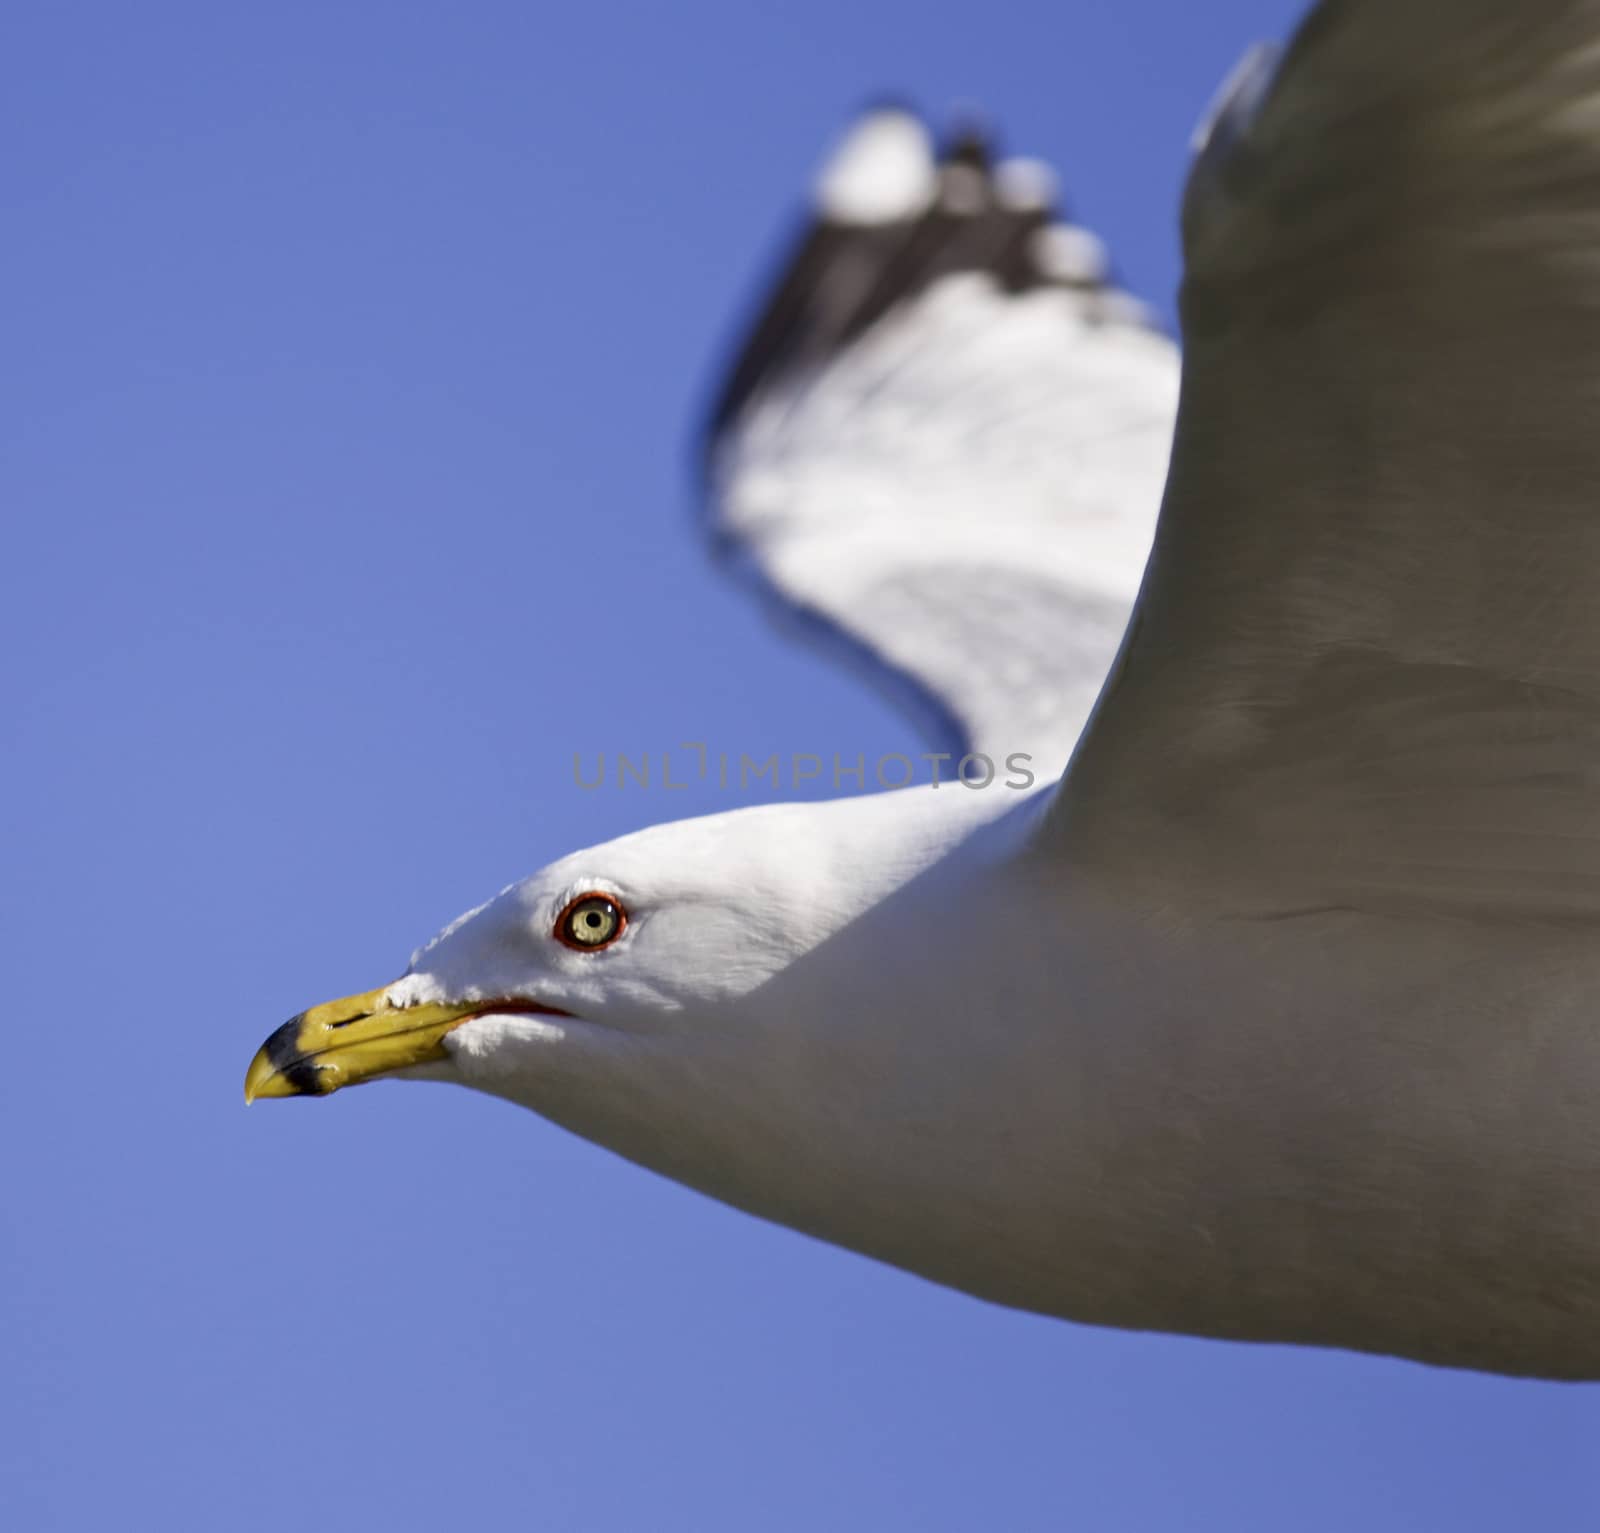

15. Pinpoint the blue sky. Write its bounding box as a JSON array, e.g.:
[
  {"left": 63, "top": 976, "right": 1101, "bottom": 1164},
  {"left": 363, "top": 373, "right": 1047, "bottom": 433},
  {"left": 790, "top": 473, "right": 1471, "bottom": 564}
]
[{"left": 5, "top": 0, "right": 1598, "bottom": 1527}]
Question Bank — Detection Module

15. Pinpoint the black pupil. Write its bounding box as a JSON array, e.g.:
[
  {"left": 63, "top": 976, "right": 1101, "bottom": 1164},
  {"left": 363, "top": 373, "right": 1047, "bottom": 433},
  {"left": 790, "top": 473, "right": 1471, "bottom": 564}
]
[{"left": 572, "top": 901, "right": 614, "bottom": 943}]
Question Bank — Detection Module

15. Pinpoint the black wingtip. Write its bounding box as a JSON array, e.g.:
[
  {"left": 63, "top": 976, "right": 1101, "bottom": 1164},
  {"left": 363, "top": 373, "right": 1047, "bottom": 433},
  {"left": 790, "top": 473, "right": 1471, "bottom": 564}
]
[{"left": 701, "top": 101, "right": 1119, "bottom": 468}]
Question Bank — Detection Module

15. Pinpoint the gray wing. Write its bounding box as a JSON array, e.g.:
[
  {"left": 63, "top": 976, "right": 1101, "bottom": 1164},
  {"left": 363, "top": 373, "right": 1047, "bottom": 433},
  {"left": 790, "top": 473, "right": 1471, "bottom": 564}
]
[
  {"left": 1051, "top": 0, "right": 1600, "bottom": 923},
  {"left": 705, "top": 109, "right": 1179, "bottom": 777}
]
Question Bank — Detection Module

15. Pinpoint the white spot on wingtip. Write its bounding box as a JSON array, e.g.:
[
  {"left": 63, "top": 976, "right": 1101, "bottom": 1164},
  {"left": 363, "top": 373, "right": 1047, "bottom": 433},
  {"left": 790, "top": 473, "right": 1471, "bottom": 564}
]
[
  {"left": 995, "top": 157, "right": 1057, "bottom": 212},
  {"left": 1031, "top": 224, "right": 1108, "bottom": 285},
  {"left": 815, "top": 109, "right": 937, "bottom": 224}
]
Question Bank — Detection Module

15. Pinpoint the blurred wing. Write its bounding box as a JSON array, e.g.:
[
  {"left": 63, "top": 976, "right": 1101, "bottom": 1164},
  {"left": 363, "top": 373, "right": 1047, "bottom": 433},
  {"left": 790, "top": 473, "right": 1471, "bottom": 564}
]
[
  {"left": 1055, "top": 0, "right": 1600, "bottom": 922},
  {"left": 704, "top": 110, "right": 1179, "bottom": 776}
]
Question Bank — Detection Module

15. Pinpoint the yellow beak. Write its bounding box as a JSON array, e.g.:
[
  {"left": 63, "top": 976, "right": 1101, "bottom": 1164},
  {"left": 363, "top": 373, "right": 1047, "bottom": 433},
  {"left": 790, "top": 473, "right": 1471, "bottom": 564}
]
[{"left": 244, "top": 986, "right": 488, "bottom": 1103}]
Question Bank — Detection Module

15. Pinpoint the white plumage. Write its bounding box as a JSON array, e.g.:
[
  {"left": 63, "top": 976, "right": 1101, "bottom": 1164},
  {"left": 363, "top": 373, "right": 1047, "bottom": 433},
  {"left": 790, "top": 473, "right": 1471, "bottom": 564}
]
[
  {"left": 710, "top": 110, "right": 1177, "bottom": 774},
  {"left": 251, "top": 0, "right": 1600, "bottom": 1380}
]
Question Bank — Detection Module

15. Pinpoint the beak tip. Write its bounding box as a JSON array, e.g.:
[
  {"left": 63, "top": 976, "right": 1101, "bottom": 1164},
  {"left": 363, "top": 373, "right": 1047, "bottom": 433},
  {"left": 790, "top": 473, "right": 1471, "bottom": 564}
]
[
  {"left": 243, "top": 983, "right": 468, "bottom": 1106},
  {"left": 243, "top": 1044, "right": 289, "bottom": 1105}
]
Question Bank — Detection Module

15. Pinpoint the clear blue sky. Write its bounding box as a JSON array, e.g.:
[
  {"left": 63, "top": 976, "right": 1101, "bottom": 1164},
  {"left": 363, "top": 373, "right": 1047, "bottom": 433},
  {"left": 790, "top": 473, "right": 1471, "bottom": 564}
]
[{"left": 5, "top": 1, "right": 1598, "bottom": 1527}]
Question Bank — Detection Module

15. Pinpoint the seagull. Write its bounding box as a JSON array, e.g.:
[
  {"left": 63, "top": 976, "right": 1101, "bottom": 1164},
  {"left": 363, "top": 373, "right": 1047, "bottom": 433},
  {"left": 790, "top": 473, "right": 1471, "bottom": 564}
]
[{"left": 246, "top": 0, "right": 1600, "bottom": 1380}]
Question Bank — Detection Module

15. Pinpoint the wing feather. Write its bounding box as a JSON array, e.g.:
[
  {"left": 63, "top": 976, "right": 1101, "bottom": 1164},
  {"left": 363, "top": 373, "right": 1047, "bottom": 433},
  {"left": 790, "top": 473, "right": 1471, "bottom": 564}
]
[
  {"left": 1054, "top": 0, "right": 1600, "bottom": 925},
  {"left": 705, "top": 109, "right": 1179, "bottom": 775}
]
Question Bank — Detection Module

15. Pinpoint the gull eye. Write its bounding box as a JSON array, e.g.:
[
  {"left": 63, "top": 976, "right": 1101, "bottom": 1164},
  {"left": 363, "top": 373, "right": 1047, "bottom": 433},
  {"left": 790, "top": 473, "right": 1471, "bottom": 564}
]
[{"left": 556, "top": 893, "right": 626, "bottom": 952}]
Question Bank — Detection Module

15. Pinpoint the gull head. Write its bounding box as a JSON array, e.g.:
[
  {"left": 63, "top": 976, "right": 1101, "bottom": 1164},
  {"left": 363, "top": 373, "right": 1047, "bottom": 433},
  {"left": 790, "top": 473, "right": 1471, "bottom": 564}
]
[
  {"left": 243, "top": 784, "right": 1077, "bottom": 1316},
  {"left": 244, "top": 789, "right": 996, "bottom": 1110}
]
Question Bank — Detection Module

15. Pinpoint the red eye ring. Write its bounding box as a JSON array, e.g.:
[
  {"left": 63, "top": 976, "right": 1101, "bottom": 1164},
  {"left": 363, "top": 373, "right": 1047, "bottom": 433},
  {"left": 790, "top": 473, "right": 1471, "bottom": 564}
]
[{"left": 555, "top": 891, "right": 627, "bottom": 952}]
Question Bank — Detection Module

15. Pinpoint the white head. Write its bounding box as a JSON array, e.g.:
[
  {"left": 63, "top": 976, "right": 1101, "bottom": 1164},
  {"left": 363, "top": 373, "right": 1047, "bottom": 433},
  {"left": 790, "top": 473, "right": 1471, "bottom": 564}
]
[
  {"left": 397, "top": 799, "right": 886, "bottom": 1036},
  {"left": 244, "top": 785, "right": 1005, "bottom": 1110},
  {"left": 244, "top": 782, "right": 1092, "bottom": 1313}
]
